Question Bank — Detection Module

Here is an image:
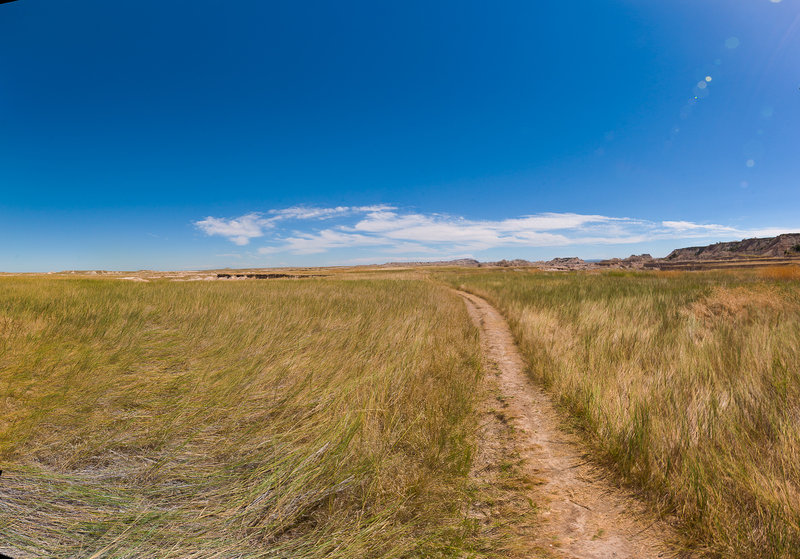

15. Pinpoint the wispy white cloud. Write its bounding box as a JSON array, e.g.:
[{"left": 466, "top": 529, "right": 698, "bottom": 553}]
[
  {"left": 194, "top": 205, "right": 396, "bottom": 245},
  {"left": 195, "top": 205, "right": 797, "bottom": 258},
  {"left": 660, "top": 220, "right": 737, "bottom": 233},
  {"left": 261, "top": 230, "right": 389, "bottom": 254},
  {"left": 268, "top": 204, "right": 395, "bottom": 221},
  {"left": 195, "top": 213, "right": 273, "bottom": 246}
]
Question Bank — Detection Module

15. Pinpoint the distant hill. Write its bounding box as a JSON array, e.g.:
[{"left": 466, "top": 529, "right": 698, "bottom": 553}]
[
  {"left": 379, "top": 257, "right": 597, "bottom": 270},
  {"left": 664, "top": 233, "right": 800, "bottom": 261},
  {"left": 372, "top": 234, "right": 800, "bottom": 272},
  {"left": 380, "top": 258, "right": 481, "bottom": 268}
]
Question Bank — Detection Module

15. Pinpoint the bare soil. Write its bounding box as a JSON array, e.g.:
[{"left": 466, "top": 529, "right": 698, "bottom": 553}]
[{"left": 458, "top": 290, "right": 694, "bottom": 559}]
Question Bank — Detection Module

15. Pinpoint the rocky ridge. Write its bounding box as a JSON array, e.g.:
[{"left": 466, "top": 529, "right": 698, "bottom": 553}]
[
  {"left": 664, "top": 233, "right": 800, "bottom": 261},
  {"left": 379, "top": 234, "right": 800, "bottom": 271}
]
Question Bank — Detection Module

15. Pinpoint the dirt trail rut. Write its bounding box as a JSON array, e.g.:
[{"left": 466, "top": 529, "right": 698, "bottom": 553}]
[{"left": 458, "top": 290, "right": 689, "bottom": 559}]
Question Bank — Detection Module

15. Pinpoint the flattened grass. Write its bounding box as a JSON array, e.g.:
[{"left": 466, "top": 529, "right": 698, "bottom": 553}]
[
  {"left": 1, "top": 277, "right": 482, "bottom": 558},
  {"left": 440, "top": 269, "right": 800, "bottom": 557}
]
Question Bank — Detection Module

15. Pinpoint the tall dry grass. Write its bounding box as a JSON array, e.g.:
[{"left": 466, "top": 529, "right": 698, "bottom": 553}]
[
  {"left": 760, "top": 265, "right": 800, "bottom": 281},
  {"left": 440, "top": 268, "right": 800, "bottom": 557},
  {"left": 0, "top": 277, "right": 482, "bottom": 558}
]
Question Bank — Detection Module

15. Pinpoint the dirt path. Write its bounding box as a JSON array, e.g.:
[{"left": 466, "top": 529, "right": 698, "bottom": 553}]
[{"left": 458, "top": 290, "right": 690, "bottom": 559}]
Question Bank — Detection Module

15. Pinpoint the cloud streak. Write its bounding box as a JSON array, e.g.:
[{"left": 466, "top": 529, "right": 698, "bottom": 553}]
[
  {"left": 195, "top": 213, "right": 273, "bottom": 246},
  {"left": 195, "top": 205, "right": 395, "bottom": 245},
  {"left": 195, "top": 205, "right": 797, "bottom": 258}
]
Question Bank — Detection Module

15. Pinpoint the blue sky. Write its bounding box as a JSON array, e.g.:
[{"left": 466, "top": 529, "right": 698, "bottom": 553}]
[{"left": 1, "top": 0, "right": 798, "bottom": 271}]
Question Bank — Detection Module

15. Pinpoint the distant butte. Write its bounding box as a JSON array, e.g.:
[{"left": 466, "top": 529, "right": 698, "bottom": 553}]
[{"left": 379, "top": 233, "right": 800, "bottom": 271}]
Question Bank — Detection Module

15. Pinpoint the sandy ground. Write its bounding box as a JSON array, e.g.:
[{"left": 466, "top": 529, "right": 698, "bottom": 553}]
[{"left": 458, "top": 290, "right": 694, "bottom": 559}]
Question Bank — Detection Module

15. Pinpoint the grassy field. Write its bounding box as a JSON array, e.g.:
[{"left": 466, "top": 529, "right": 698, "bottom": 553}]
[
  {"left": 439, "top": 266, "right": 800, "bottom": 557},
  {"left": 0, "top": 277, "right": 484, "bottom": 558},
  {"left": 6, "top": 268, "right": 799, "bottom": 558}
]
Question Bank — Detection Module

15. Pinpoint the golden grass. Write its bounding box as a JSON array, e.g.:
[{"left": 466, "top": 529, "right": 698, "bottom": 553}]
[
  {"left": 760, "top": 265, "right": 800, "bottom": 281},
  {"left": 438, "top": 269, "right": 800, "bottom": 558},
  {"left": 0, "top": 277, "right": 484, "bottom": 558}
]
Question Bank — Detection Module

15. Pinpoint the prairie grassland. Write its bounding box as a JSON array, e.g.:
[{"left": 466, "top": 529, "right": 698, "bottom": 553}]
[
  {"left": 439, "top": 267, "right": 800, "bottom": 557},
  {"left": 0, "top": 277, "right": 483, "bottom": 558}
]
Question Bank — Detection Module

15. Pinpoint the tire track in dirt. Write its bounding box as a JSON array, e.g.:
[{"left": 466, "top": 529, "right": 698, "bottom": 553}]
[{"left": 458, "top": 290, "right": 692, "bottom": 559}]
